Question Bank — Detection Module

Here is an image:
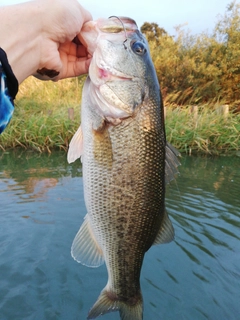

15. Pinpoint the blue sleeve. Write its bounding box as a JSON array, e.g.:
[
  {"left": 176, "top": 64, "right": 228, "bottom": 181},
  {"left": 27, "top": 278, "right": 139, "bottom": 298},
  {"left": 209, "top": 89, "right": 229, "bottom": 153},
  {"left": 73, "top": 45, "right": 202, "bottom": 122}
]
[
  {"left": 0, "top": 48, "right": 18, "bottom": 134},
  {"left": 0, "top": 62, "right": 14, "bottom": 134}
]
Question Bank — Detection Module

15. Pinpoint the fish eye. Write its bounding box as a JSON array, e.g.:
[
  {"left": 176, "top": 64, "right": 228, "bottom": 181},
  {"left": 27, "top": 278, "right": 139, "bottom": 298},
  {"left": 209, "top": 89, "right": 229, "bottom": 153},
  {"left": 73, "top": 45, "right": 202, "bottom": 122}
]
[{"left": 131, "top": 41, "right": 147, "bottom": 56}]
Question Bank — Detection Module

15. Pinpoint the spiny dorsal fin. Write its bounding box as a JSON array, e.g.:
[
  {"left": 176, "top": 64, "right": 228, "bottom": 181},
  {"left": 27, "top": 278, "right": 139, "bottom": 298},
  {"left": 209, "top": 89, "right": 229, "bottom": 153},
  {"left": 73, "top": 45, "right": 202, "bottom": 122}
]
[
  {"left": 67, "top": 125, "right": 83, "bottom": 164},
  {"left": 165, "top": 142, "right": 181, "bottom": 185},
  {"left": 71, "top": 214, "right": 104, "bottom": 267},
  {"left": 153, "top": 210, "right": 174, "bottom": 245}
]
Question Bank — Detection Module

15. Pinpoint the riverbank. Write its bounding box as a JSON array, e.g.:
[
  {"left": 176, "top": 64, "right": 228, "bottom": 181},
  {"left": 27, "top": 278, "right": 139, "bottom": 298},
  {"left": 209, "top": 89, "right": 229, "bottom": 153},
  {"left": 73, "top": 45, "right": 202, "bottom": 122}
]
[
  {"left": 165, "top": 106, "right": 240, "bottom": 156},
  {"left": 0, "top": 77, "right": 239, "bottom": 156}
]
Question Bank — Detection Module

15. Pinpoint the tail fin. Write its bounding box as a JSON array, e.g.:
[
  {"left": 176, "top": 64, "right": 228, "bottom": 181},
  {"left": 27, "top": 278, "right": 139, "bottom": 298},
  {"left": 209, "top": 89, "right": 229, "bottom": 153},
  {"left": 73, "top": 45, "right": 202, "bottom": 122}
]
[{"left": 87, "top": 287, "right": 143, "bottom": 320}]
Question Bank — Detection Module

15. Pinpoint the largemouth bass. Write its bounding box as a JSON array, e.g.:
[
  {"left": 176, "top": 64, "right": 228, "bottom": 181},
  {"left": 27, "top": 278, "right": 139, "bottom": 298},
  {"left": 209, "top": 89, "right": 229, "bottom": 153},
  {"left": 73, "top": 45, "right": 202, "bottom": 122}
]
[{"left": 68, "top": 16, "right": 180, "bottom": 320}]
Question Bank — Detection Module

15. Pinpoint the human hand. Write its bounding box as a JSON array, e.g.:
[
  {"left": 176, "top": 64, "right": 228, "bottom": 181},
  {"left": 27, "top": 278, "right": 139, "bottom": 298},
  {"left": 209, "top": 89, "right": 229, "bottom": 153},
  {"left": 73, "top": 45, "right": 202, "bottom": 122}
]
[{"left": 34, "top": 0, "right": 92, "bottom": 81}]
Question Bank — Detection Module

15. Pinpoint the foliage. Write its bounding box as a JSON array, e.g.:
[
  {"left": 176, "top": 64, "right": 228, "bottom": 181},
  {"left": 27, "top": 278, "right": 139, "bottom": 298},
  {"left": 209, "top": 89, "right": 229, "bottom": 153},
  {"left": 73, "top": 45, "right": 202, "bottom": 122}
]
[{"left": 141, "top": 1, "right": 240, "bottom": 105}]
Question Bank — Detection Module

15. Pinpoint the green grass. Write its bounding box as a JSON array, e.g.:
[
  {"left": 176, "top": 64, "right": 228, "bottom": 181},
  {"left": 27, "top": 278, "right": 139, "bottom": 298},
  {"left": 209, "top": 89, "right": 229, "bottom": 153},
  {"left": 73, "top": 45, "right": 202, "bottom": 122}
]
[
  {"left": 0, "top": 77, "right": 239, "bottom": 156},
  {"left": 165, "top": 106, "right": 240, "bottom": 156},
  {"left": 0, "top": 76, "right": 85, "bottom": 152}
]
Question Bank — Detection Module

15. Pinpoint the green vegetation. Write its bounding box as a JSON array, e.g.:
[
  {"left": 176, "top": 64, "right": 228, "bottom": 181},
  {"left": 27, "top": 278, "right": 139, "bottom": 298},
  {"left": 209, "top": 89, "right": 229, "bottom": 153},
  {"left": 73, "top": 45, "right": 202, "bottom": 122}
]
[
  {"left": 0, "top": 1, "right": 239, "bottom": 155},
  {"left": 165, "top": 107, "right": 240, "bottom": 156},
  {"left": 0, "top": 77, "right": 85, "bottom": 153},
  {"left": 0, "top": 76, "right": 239, "bottom": 155}
]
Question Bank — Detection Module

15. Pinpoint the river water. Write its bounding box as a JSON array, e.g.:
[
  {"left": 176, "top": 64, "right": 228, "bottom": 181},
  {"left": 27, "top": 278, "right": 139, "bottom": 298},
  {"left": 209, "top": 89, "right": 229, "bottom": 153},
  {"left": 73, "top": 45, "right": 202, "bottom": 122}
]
[{"left": 0, "top": 150, "right": 239, "bottom": 320}]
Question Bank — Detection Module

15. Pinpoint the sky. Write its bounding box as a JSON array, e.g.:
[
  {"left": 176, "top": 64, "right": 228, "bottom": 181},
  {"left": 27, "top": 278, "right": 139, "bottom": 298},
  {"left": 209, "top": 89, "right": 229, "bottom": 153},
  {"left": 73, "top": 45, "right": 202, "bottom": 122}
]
[{"left": 0, "top": 0, "right": 233, "bottom": 36}]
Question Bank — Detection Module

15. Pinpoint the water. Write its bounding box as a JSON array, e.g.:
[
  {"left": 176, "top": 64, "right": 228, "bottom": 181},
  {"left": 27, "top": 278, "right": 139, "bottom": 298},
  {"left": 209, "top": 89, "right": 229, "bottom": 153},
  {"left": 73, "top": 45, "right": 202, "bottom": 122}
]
[{"left": 0, "top": 150, "right": 239, "bottom": 320}]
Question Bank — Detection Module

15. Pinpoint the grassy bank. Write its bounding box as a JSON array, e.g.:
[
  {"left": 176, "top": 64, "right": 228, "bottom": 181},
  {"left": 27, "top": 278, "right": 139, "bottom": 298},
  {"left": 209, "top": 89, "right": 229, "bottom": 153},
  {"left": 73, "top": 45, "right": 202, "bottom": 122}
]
[
  {"left": 165, "top": 107, "right": 240, "bottom": 156},
  {"left": 0, "top": 77, "right": 239, "bottom": 156},
  {"left": 0, "top": 77, "right": 84, "bottom": 153}
]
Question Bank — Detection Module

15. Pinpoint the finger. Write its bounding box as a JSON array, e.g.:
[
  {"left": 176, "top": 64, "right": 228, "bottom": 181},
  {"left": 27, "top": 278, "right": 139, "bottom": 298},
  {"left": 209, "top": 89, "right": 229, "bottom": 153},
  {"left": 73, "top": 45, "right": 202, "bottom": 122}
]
[
  {"left": 73, "top": 57, "right": 92, "bottom": 76},
  {"left": 79, "top": 4, "right": 93, "bottom": 23},
  {"left": 72, "top": 37, "right": 90, "bottom": 58},
  {"left": 53, "top": 57, "right": 92, "bottom": 80},
  {"left": 76, "top": 45, "right": 90, "bottom": 58},
  {"left": 60, "top": 41, "right": 88, "bottom": 59}
]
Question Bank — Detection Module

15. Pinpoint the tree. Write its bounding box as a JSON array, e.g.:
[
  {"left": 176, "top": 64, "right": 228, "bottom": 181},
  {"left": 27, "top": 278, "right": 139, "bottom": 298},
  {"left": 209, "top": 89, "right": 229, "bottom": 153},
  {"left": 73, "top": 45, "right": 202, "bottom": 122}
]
[
  {"left": 214, "top": 0, "right": 240, "bottom": 101},
  {"left": 141, "top": 22, "right": 168, "bottom": 44}
]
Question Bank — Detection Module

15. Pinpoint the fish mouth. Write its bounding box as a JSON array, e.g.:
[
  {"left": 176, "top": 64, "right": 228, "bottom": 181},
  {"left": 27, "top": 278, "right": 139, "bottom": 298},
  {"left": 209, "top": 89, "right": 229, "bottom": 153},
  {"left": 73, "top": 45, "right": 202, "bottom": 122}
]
[
  {"left": 89, "top": 55, "right": 134, "bottom": 85},
  {"left": 97, "top": 66, "right": 133, "bottom": 82}
]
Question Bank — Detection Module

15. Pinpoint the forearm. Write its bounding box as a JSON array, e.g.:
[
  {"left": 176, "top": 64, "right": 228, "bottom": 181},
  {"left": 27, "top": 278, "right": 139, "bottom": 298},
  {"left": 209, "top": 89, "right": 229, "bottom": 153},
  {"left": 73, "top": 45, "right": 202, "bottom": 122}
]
[{"left": 0, "top": 1, "right": 42, "bottom": 84}]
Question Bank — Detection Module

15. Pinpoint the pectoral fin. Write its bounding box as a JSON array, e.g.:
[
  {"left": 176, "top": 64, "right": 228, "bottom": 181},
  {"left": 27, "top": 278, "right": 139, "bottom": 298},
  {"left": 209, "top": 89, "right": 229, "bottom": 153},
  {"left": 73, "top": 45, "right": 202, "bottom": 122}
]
[
  {"left": 154, "top": 210, "right": 174, "bottom": 244},
  {"left": 67, "top": 125, "right": 83, "bottom": 163},
  {"left": 71, "top": 214, "right": 104, "bottom": 267}
]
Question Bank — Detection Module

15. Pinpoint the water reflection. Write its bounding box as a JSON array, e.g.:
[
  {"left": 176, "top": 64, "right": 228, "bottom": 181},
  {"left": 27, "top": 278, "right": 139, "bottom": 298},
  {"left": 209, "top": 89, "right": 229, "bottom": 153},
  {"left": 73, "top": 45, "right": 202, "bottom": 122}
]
[{"left": 0, "top": 150, "right": 239, "bottom": 320}]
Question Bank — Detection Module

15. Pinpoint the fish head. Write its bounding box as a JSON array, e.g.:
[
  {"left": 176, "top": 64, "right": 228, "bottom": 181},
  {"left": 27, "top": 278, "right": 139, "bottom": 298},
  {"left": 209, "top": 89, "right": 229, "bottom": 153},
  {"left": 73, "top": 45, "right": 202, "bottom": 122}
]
[{"left": 79, "top": 17, "right": 159, "bottom": 121}]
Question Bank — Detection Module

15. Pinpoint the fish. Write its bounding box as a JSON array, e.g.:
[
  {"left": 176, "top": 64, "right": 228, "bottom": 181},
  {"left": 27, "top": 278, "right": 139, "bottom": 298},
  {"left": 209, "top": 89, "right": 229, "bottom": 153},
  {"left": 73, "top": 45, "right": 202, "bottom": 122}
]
[{"left": 67, "top": 16, "right": 180, "bottom": 320}]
